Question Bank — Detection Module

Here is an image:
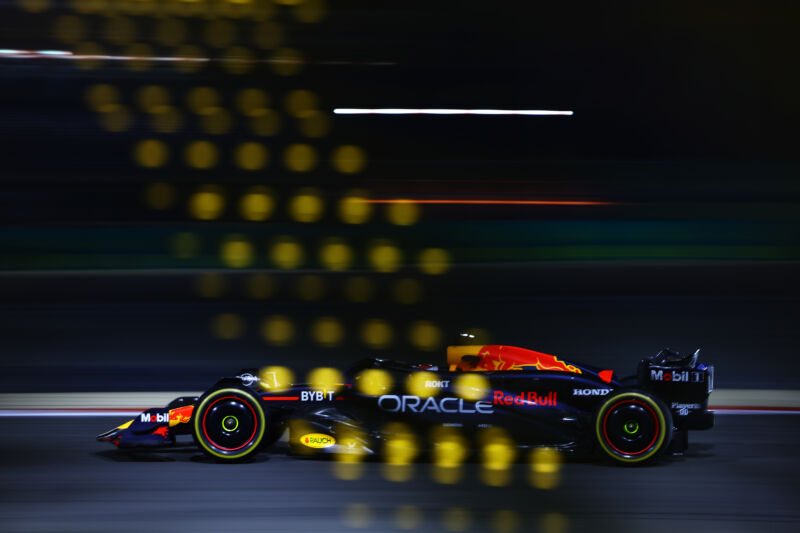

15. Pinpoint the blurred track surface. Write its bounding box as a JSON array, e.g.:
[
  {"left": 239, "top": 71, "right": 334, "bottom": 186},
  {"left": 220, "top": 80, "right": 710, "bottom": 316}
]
[{"left": 1, "top": 415, "right": 798, "bottom": 533}]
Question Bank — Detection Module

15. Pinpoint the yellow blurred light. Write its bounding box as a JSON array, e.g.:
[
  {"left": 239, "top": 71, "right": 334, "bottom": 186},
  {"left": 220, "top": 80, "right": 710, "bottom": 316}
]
[
  {"left": 360, "top": 319, "right": 393, "bottom": 349},
  {"left": 86, "top": 84, "right": 119, "bottom": 112},
  {"left": 137, "top": 85, "right": 169, "bottom": 114},
  {"left": 270, "top": 236, "right": 304, "bottom": 269},
  {"left": 220, "top": 235, "right": 255, "bottom": 268},
  {"left": 288, "top": 188, "right": 324, "bottom": 222},
  {"left": 342, "top": 503, "right": 371, "bottom": 529},
  {"left": 283, "top": 143, "right": 317, "bottom": 172},
  {"left": 431, "top": 426, "right": 468, "bottom": 468},
  {"left": 219, "top": 0, "right": 256, "bottom": 18},
  {"left": 392, "top": 278, "right": 422, "bottom": 305},
  {"left": 155, "top": 18, "right": 186, "bottom": 47},
  {"left": 530, "top": 447, "right": 562, "bottom": 474},
  {"left": 104, "top": 17, "right": 137, "bottom": 45},
  {"left": 356, "top": 369, "right": 393, "bottom": 396},
  {"left": 98, "top": 104, "right": 131, "bottom": 132},
  {"left": 195, "top": 272, "right": 228, "bottom": 298},
  {"left": 454, "top": 373, "right": 489, "bottom": 401},
  {"left": 338, "top": 190, "right": 372, "bottom": 224},
  {"left": 386, "top": 200, "right": 420, "bottom": 226},
  {"left": 260, "top": 315, "right": 295, "bottom": 346},
  {"left": 223, "top": 46, "right": 254, "bottom": 75},
  {"left": 333, "top": 461, "right": 365, "bottom": 481},
  {"left": 200, "top": 107, "right": 232, "bottom": 135},
  {"left": 189, "top": 185, "right": 225, "bottom": 220},
  {"left": 393, "top": 506, "right": 422, "bottom": 530},
  {"left": 307, "top": 367, "right": 343, "bottom": 392},
  {"left": 295, "top": 274, "right": 325, "bottom": 301},
  {"left": 271, "top": 47, "right": 304, "bottom": 76},
  {"left": 211, "top": 313, "right": 244, "bottom": 340},
  {"left": 133, "top": 139, "right": 169, "bottom": 168},
  {"left": 311, "top": 316, "right": 344, "bottom": 347},
  {"left": 184, "top": 140, "right": 219, "bottom": 169},
  {"left": 253, "top": 21, "right": 284, "bottom": 50},
  {"left": 244, "top": 273, "right": 273, "bottom": 299},
  {"left": 490, "top": 510, "right": 520, "bottom": 533},
  {"left": 442, "top": 508, "right": 471, "bottom": 532},
  {"left": 539, "top": 513, "right": 568, "bottom": 533},
  {"left": 331, "top": 145, "right": 367, "bottom": 174},
  {"left": 239, "top": 186, "right": 275, "bottom": 221},
  {"left": 143, "top": 182, "right": 175, "bottom": 210},
  {"left": 54, "top": 15, "right": 86, "bottom": 43},
  {"left": 297, "top": 110, "right": 329, "bottom": 138},
  {"left": 150, "top": 106, "right": 183, "bottom": 134},
  {"left": 383, "top": 423, "right": 418, "bottom": 466},
  {"left": 258, "top": 365, "right": 294, "bottom": 391},
  {"left": 293, "top": 0, "right": 326, "bottom": 23},
  {"left": 234, "top": 142, "right": 269, "bottom": 170},
  {"left": 367, "top": 240, "right": 402, "bottom": 273},
  {"left": 409, "top": 321, "right": 443, "bottom": 351},
  {"left": 124, "top": 43, "right": 153, "bottom": 71},
  {"left": 419, "top": 248, "right": 452, "bottom": 275},
  {"left": 481, "top": 432, "right": 516, "bottom": 476},
  {"left": 250, "top": 108, "right": 281, "bottom": 136},
  {"left": 204, "top": 19, "right": 236, "bottom": 48},
  {"left": 343, "top": 276, "right": 373, "bottom": 303},
  {"left": 74, "top": 42, "right": 103, "bottom": 70},
  {"left": 174, "top": 45, "right": 204, "bottom": 74},
  {"left": 170, "top": 232, "right": 200, "bottom": 259},
  {"left": 285, "top": 89, "right": 317, "bottom": 117},
  {"left": 406, "top": 371, "right": 439, "bottom": 397},
  {"left": 19, "top": 0, "right": 49, "bottom": 13},
  {"left": 187, "top": 87, "right": 220, "bottom": 115},
  {"left": 236, "top": 88, "right": 269, "bottom": 116},
  {"left": 319, "top": 238, "right": 353, "bottom": 271}
]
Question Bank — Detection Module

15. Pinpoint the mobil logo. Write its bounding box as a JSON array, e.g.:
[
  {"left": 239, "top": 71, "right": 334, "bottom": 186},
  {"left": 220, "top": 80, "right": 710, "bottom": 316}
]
[
  {"left": 140, "top": 412, "right": 169, "bottom": 423},
  {"left": 492, "top": 391, "right": 558, "bottom": 407},
  {"left": 650, "top": 369, "right": 704, "bottom": 383}
]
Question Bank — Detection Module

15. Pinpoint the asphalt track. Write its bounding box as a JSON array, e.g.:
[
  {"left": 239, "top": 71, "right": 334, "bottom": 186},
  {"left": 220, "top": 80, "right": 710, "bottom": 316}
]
[{"left": 0, "top": 415, "right": 798, "bottom": 533}]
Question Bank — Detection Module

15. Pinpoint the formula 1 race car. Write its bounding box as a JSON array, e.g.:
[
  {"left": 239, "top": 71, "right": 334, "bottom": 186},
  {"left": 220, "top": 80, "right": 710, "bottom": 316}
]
[{"left": 97, "top": 344, "right": 715, "bottom": 465}]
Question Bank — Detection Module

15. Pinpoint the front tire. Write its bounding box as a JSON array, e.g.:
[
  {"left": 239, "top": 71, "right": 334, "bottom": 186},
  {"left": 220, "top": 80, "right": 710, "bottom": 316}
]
[
  {"left": 594, "top": 390, "right": 673, "bottom": 465},
  {"left": 193, "top": 387, "right": 267, "bottom": 462}
]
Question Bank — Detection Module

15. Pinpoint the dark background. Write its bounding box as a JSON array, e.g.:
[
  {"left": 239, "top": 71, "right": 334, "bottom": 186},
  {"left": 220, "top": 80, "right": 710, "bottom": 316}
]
[{"left": 1, "top": 0, "right": 799, "bottom": 392}]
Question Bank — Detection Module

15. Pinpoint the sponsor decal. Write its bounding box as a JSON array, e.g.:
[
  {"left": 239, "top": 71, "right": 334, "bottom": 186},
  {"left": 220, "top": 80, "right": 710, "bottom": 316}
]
[
  {"left": 152, "top": 426, "right": 169, "bottom": 438},
  {"left": 573, "top": 388, "right": 612, "bottom": 396},
  {"left": 377, "top": 395, "right": 493, "bottom": 414},
  {"left": 300, "top": 390, "right": 335, "bottom": 401},
  {"left": 671, "top": 402, "right": 702, "bottom": 416},
  {"left": 301, "top": 433, "right": 336, "bottom": 449},
  {"left": 492, "top": 391, "right": 558, "bottom": 406},
  {"left": 650, "top": 369, "right": 705, "bottom": 383},
  {"left": 168, "top": 405, "right": 194, "bottom": 427},
  {"left": 425, "top": 380, "right": 450, "bottom": 388},
  {"left": 140, "top": 412, "right": 169, "bottom": 423},
  {"left": 238, "top": 373, "right": 259, "bottom": 387}
]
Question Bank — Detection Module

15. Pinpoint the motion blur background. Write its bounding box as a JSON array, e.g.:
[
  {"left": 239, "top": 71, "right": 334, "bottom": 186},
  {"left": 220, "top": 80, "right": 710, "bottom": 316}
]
[
  {"left": 2, "top": 2, "right": 800, "bottom": 533},
  {"left": 2, "top": 0, "right": 799, "bottom": 390}
]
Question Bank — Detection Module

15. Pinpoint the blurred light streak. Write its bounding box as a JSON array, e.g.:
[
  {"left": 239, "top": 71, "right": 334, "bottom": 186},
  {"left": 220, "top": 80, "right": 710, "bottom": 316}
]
[
  {"left": 365, "top": 199, "right": 614, "bottom": 206},
  {"left": 334, "top": 108, "right": 573, "bottom": 116},
  {"left": 0, "top": 50, "right": 395, "bottom": 66}
]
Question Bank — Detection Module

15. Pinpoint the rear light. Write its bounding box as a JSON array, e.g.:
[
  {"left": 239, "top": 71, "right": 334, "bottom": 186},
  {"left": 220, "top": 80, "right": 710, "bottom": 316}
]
[{"left": 707, "top": 365, "right": 715, "bottom": 394}]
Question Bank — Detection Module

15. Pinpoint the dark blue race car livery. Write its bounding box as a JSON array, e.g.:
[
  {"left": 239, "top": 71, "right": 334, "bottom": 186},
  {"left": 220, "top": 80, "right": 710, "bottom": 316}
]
[{"left": 98, "top": 344, "right": 714, "bottom": 465}]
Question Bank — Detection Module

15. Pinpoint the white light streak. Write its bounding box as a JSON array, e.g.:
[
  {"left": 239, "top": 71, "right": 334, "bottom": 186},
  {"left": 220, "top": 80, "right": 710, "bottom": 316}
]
[{"left": 333, "top": 108, "right": 573, "bottom": 116}]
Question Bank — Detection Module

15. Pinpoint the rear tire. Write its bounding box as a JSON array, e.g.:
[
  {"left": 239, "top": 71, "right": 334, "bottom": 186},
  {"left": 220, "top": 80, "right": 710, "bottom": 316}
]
[
  {"left": 192, "top": 387, "right": 267, "bottom": 462},
  {"left": 593, "top": 390, "right": 673, "bottom": 465}
]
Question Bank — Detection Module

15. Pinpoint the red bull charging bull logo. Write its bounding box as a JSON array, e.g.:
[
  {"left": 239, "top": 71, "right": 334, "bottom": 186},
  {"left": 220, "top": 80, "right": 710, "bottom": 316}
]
[{"left": 448, "top": 345, "right": 582, "bottom": 374}]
